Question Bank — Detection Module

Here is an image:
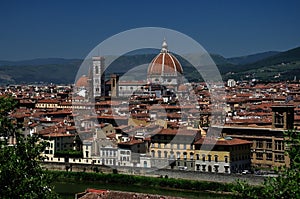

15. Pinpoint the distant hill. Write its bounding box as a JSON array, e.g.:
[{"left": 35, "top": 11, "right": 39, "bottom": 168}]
[
  {"left": 227, "top": 51, "right": 280, "bottom": 65},
  {"left": 0, "top": 59, "right": 82, "bottom": 84},
  {"left": 224, "top": 46, "right": 300, "bottom": 81},
  {"left": 0, "top": 46, "right": 299, "bottom": 84}
]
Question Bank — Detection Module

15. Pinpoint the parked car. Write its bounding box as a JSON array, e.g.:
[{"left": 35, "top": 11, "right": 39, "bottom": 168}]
[
  {"left": 242, "top": 170, "right": 251, "bottom": 174},
  {"left": 178, "top": 166, "right": 187, "bottom": 170}
]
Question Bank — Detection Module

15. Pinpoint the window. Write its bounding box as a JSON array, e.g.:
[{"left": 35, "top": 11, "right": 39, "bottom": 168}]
[
  {"left": 202, "top": 165, "right": 206, "bottom": 172},
  {"left": 275, "top": 154, "right": 285, "bottom": 162},
  {"left": 151, "top": 150, "right": 155, "bottom": 157},
  {"left": 224, "top": 166, "right": 229, "bottom": 173},
  {"left": 190, "top": 152, "right": 194, "bottom": 160},
  {"left": 177, "top": 144, "right": 180, "bottom": 150},
  {"left": 208, "top": 165, "right": 212, "bottom": 172},
  {"left": 183, "top": 144, "right": 186, "bottom": 150},
  {"left": 256, "top": 152, "right": 263, "bottom": 160},
  {"left": 158, "top": 151, "right": 161, "bottom": 158},
  {"left": 214, "top": 165, "right": 219, "bottom": 173},
  {"left": 256, "top": 140, "right": 263, "bottom": 149},
  {"left": 196, "top": 154, "right": 200, "bottom": 160},
  {"left": 266, "top": 142, "right": 272, "bottom": 149},
  {"left": 95, "top": 66, "right": 99, "bottom": 74},
  {"left": 177, "top": 152, "right": 180, "bottom": 159},
  {"left": 214, "top": 155, "right": 218, "bottom": 162},
  {"left": 224, "top": 156, "right": 228, "bottom": 163},
  {"left": 266, "top": 153, "right": 272, "bottom": 161},
  {"left": 164, "top": 151, "right": 168, "bottom": 158},
  {"left": 202, "top": 154, "right": 205, "bottom": 162},
  {"left": 208, "top": 155, "right": 211, "bottom": 162},
  {"left": 183, "top": 152, "right": 187, "bottom": 160},
  {"left": 275, "top": 141, "right": 284, "bottom": 151},
  {"left": 158, "top": 143, "right": 161, "bottom": 148}
]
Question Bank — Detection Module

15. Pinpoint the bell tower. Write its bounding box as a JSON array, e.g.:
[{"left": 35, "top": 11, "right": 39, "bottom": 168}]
[
  {"left": 92, "top": 56, "right": 105, "bottom": 98},
  {"left": 110, "top": 74, "right": 119, "bottom": 97},
  {"left": 271, "top": 105, "right": 294, "bottom": 130}
]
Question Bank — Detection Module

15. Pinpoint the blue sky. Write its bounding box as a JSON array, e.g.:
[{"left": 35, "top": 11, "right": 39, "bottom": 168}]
[{"left": 0, "top": 0, "right": 299, "bottom": 60}]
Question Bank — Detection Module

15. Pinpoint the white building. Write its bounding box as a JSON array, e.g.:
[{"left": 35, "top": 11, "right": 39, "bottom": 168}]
[{"left": 227, "top": 79, "right": 236, "bottom": 87}]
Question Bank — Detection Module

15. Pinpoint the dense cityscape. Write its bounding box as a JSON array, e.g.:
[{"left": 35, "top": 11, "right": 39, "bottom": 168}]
[
  {"left": 1, "top": 1, "right": 300, "bottom": 198},
  {"left": 2, "top": 41, "right": 298, "bottom": 176}
]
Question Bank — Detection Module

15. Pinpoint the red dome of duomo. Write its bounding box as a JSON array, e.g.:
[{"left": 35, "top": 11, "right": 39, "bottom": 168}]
[
  {"left": 75, "top": 75, "right": 89, "bottom": 87},
  {"left": 148, "top": 40, "right": 183, "bottom": 77}
]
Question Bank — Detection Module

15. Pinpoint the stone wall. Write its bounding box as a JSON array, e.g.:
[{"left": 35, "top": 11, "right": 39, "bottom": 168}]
[{"left": 42, "top": 162, "right": 265, "bottom": 185}]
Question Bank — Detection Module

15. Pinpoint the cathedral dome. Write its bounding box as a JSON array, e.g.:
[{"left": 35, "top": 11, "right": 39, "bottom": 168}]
[
  {"left": 75, "top": 75, "right": 89, "bottom": 87},
  {"left": 147, "top": 40, "right": 183, "bottom": 77}
]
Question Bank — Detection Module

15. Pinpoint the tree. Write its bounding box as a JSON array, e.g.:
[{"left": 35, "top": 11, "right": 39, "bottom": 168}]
[
  {"left": 0, "top": 96, "right": 59, "bottom": 198},
  {"left": 232, "top": 128, "right": 300, "bottom": 199},
  {"left": 0, "top": 96, "right": 17, "bottom": 140}
]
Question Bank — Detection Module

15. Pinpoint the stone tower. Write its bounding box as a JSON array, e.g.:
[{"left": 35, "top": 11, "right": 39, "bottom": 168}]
[
  {"left": 92, "top": 56, "right": 105, "bottom": 98},
  {"left": 110, "top": 74, "right": 119, "bottom": 97},
  {"left": 271, "top": 105, "right": 294, "bottom": 130}
]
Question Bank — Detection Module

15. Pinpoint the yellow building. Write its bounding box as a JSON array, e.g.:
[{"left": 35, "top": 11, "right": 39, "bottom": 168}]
[
  {"left": 150, "top": 128, "right": 201, "bottom": 170},
  {"left": 194, "top": 137, "right": 252, "bottom": 173}
]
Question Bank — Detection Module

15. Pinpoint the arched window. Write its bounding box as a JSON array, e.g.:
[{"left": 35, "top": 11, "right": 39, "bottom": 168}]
[
  {"left": 183, "top": 152, "right": 187, "bottom": 160},
  {"left": 208, "top": 155, "right": 212, "bottom": 162},
  {"left": 190, "top": 152, "right": 194, "bottom": 160},
  {"left": 151, "top": 150, "right": 155, "bottom": 157},
  {"left": 208, "top": 165, "right": 212, "bottom": 172},
  {"left": 225, "top": 156, "right": 228, "bottom": 163},
  {"left": 158, "top": 150, "right": 161, "bottom": 158},
  {"left": 164, "top": 151, "right": 168, "bottom": 158}
]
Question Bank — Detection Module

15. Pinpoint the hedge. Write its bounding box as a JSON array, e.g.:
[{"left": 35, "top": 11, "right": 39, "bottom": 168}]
[{"left": 48, "top": 170, "right": 234, "bottom": 193}]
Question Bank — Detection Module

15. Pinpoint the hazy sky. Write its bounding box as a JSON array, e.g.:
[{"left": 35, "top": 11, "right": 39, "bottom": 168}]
[{"left": 0, "top": 0, "right": 299, "bottom": 60}]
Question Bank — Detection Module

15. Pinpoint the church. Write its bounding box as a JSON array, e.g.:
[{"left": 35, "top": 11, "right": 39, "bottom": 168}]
[{"left": 75, "top": 40, "right": 184, "bottom": 99}]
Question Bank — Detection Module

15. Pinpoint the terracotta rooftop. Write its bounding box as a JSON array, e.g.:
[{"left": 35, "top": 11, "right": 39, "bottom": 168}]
[{"left": 194, "top": 137, "right": 252, "bottom": 146}]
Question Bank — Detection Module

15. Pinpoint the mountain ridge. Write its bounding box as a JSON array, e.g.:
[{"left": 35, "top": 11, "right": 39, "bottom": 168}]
[{"left": 0, "top": 47, "right": 299, "bottom": 84}]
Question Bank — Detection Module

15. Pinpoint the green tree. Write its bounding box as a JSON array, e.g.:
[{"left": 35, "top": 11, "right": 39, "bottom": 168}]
[
  {"left": 0, "top": 96, "right": 17, "bottom": 140},
  {"left": 232, "top": 129, "right": 300, "bottom": 199},
  {"left": 0, "top": 96, "right": 59, "bottom": 198}
]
